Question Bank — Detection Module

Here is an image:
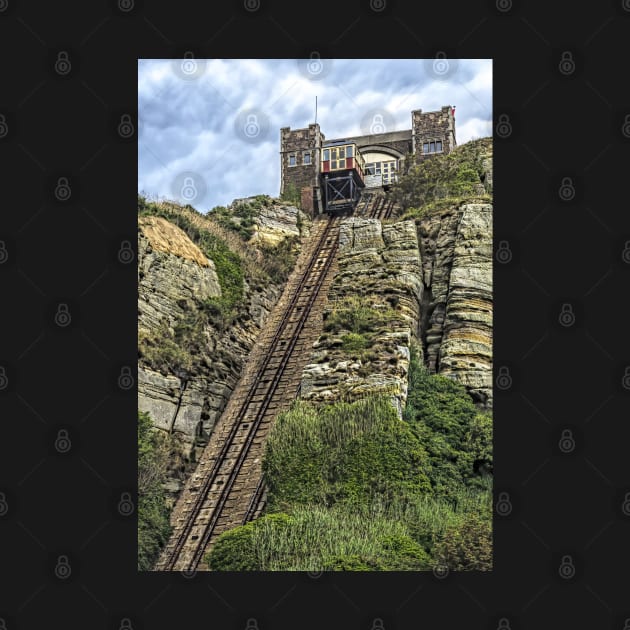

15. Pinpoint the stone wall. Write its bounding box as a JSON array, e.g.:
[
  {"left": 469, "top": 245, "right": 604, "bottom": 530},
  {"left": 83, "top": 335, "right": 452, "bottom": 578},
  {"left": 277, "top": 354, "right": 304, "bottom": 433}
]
[
  {"left": 412, "top": 106, "right": 456, "bottom": 162},
  {"left": 280, "top": 124, "right": 324, "bottom": 197}
]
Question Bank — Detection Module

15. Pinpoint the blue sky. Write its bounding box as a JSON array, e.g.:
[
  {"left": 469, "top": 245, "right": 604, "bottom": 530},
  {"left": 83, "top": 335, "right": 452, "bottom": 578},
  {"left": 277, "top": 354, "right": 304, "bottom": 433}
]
[{"left": 138, "top": 58, "right": 492, "bottom": 212}]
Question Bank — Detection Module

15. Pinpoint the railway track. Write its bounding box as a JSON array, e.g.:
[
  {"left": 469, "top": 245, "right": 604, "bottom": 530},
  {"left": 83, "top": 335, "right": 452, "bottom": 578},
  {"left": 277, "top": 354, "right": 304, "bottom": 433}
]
[{"left": 154, "top": 214, "right": 341, "bottom": 572}]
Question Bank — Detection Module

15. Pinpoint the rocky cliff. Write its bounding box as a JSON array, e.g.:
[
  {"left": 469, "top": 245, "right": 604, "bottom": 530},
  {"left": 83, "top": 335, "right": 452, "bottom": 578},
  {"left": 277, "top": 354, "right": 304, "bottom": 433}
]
[
  {"left": 417, "top": 202, "right": 492, "bottom": 407},
  {"left": 300, "top": 217, "right": 422, "bottom": 418},
  {"left": 300, "top": 137, "right": 493, "bottom": 411},
  {"left": 137, "top": 198, "right": 308, "bottom": 497}
]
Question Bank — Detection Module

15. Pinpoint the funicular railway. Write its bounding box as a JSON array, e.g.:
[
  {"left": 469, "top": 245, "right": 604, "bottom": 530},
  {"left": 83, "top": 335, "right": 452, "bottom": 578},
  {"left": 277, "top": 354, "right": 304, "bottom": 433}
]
[{"left": 155, "top": 140, "right": 397, "bottom": 571}]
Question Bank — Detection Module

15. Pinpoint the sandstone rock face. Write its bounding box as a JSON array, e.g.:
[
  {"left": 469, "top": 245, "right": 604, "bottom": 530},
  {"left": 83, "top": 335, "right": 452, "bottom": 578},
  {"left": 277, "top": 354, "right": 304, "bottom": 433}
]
[
  {"left": 417, "top": 203, "right": 492, "bottom": 407},
  {"left": 138, "top": 212, "right": 286, "bottom": 499},
  {"left": 138, "top": 218, "right": 221, "bottom": 333},
  {"left": 300, "top": 217, "right": 422, "bottom": 416},
  {"left": 249, "top": 203, "right": 308, "bottom": 246}
]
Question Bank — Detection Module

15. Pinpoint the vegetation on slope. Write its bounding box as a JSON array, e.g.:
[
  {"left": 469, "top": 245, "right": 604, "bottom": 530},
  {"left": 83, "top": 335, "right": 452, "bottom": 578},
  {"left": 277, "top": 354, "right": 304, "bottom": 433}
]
[
  {"left": 391, "top": 137, "right": 492, "bottom": 220},
  {"left": 138, "top": 194, "right": 302, "bottom": 374},
  {"left": 138, "top": 410, "right": 175, "bottom": 570},
  {"left": 206, "top": 346, "right": 493, "bottom": 571}
]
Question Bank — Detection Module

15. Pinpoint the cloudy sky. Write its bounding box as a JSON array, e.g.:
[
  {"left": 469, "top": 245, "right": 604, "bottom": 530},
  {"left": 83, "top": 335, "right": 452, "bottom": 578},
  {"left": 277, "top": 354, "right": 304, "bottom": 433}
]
[{"left": 138, "top": 58, "right": 492, "bottom": 213}]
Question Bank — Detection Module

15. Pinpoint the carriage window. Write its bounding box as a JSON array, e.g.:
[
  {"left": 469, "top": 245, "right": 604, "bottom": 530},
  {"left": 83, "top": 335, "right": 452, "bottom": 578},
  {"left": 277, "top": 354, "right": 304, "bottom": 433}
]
[
  {"left": 303, "top": 151, "right": 311, "bottom": 165},
  {"left": 365, "top": 163, "right": 375, "bottom": 175},
  {"left": 339, "top": 158, "right": 346, "bottom": 168},
  {"left": 323, "top": 149, "right": 329, "bottom": 161},
  {"left": 331, "top": 160, "right": 337, "bottom": 169},
  {"left": 346, "top": 145, "right": 353, "bottom": 158},
  {"left": 288, "top": 153, "right": 296, "bottom": 166}
]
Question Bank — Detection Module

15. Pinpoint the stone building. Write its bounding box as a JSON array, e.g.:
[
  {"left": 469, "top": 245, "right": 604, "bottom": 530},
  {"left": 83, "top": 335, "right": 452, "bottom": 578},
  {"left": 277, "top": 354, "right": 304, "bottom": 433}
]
[{"left": 280, "top": 106, "right": 456, "bottom": 214}]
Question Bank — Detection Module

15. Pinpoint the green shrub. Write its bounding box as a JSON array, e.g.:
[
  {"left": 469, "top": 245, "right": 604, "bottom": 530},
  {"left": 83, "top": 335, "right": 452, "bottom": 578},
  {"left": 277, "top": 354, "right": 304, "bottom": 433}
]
[
  {"left": 263, "top": 396, "right": 432, "bottom": 512},
  {"left": 324, "top": 295, "right": 398, "bottom": 334},
  {"left": 207, "top": 505, "right": 428, "bottom": 571},
  {"left": 433, "top": 512, "right": 492, "bottom": 570},
  {"left": 137, "top": 411, "right": 173, "bottom": 570},
  {"left": 341, "top": 332, "right": 368, "bottom": 352},
  {"left": 402, "top": 348, "right": 493, "bottom": 499},
  {"left": 391, "top": 137, "right": 492, "bottom": 215}
]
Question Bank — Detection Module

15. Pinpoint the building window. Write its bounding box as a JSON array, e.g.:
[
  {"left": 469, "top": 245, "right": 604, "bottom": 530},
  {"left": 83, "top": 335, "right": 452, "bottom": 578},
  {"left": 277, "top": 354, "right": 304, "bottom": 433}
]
[
  {"left": 423, "top": 140, "right": 444, "bottom": 154},
  {"left": 323, "top": 149, "right": 330, "bottom": 161},
  {"left": 303, "top": 151, "right": 311, "bottom": 165},
  {"left": 288, "top": 153, "right": 296, "bottom": 167}
]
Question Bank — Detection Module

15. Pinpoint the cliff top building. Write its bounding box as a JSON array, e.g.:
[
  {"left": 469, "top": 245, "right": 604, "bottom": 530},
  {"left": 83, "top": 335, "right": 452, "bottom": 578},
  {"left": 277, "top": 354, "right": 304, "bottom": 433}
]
[{"left": 280, "top": 106, "right": 456, "bottom": 214}]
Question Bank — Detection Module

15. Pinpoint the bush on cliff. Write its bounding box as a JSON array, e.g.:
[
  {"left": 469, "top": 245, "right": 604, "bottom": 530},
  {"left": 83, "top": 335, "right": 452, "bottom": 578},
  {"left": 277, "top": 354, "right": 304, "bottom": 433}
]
[{"left": 137, "top": 411, "right": 173, "bottom": 570}]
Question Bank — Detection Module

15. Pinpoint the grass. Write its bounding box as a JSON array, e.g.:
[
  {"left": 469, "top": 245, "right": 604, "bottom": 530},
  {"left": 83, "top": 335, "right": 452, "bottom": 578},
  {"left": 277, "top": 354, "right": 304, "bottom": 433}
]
[
  {"left": 206, "top": 345, "right": 494, "bottom": 571},
  {"left": 390, "top": 136, "right": 492, "bottom": 218}
]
